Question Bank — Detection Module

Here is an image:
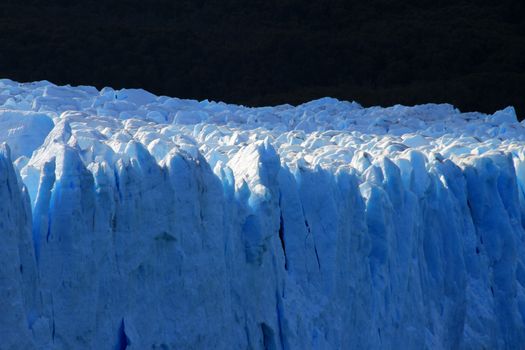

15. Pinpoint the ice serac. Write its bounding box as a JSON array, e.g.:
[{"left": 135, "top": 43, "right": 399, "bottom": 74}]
[
  {"left": 0, "top": 144, "right": 39, "bottom": 350},
  {"left": 0, "top": 111, "right": 54, "bottom": 159},
  {"left": 1, "top": 79, "right": 525, "bottom": 349}
]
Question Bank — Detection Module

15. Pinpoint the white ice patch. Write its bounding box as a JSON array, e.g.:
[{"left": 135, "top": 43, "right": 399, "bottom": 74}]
[{"left": 0, "top": 110, "right": 54, "bottom": 159}]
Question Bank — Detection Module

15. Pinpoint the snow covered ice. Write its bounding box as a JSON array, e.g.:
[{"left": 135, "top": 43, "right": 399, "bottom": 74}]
[{"left": 1, "top": 78, "right": 525, "bottom": 349}]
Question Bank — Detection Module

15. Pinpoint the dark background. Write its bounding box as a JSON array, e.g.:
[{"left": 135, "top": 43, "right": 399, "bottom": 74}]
[{"left": 1, "top": 0, "right": 524, "bottom": 118}]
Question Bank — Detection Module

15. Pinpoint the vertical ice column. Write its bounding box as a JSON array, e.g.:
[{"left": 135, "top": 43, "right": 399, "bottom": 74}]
[
  {"left": 227, "top": 140, "right": 288, "bottom": 349},
  {"left": 37, "top": 146, "right": 97, "bottom": 349},
  {"left": 0, "top": 144, "right": 39, "bottom": 350},
  {"left": 462, "top": 154, "right": 525, "bottom": 347}
]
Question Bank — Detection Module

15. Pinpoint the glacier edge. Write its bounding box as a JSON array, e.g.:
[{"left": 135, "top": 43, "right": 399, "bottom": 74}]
[{"left": 0, "top": 79, "right": 525, "bottom": 349}]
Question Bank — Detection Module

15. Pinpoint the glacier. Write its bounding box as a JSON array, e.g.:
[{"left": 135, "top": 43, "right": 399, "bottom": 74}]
[{"left": 1, "top": 78, "right": 525, "bottom": 349}]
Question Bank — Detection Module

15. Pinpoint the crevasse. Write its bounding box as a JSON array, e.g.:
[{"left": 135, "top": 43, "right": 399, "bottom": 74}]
[{"left": 1, "top": 79, "right": 525, "bottom": 349}]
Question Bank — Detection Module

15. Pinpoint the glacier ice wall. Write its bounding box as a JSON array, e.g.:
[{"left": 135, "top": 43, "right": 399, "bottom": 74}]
[{"left": 1, "top": 79, "right": 525, "bottom": 349}]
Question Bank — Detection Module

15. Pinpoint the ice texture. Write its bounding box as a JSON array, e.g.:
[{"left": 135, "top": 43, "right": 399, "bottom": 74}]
[{"left": 1, "top": 78, "right": 525, "bottom": 349}]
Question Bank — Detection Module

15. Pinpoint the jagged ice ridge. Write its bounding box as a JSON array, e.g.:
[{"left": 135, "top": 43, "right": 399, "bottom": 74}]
[{"left": 1, "top": 79, "right": 525, "bottom": 349}]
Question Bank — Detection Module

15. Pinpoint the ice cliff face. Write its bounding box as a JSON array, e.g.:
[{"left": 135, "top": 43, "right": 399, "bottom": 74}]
[{"left": 1, "top": 79, "right": 525, "bottom": 349}]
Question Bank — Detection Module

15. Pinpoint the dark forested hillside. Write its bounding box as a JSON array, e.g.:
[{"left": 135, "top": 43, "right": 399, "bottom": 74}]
[{"left": 1, "top": 0, "right": 524, "bottom": 118}]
